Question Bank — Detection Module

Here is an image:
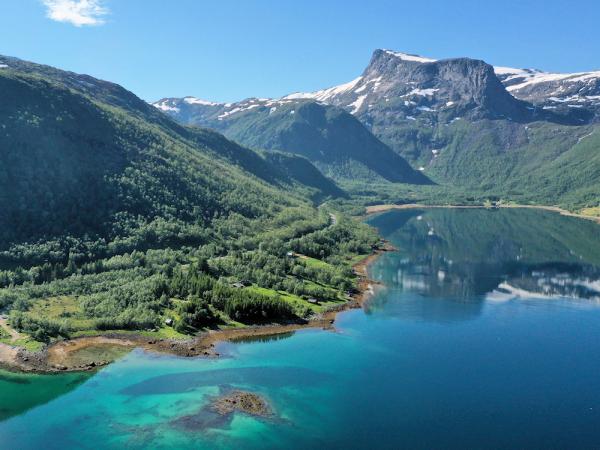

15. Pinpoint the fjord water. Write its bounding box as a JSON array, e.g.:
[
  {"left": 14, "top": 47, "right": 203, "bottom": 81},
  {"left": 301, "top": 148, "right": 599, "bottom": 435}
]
[{"left": 2, "top": 209, "right": 600, "bottom": 449}]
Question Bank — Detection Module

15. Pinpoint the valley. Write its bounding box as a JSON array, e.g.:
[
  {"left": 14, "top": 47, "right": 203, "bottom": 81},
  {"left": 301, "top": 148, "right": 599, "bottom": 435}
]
[
  {"left": 2, "top": 3, "right": 600, "bottom": 448},
  {"left": 0, "top": 48, "right": 599, "bottom": 372}
]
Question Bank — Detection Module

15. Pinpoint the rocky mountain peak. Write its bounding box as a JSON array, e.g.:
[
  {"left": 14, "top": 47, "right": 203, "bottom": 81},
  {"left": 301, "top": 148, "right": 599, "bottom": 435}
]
[{"left": 302, "top": 50, "right": 531, "bottom": 123}]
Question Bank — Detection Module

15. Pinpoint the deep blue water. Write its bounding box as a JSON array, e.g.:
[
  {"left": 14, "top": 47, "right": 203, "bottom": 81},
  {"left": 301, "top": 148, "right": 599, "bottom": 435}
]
[{"left": 1, "top": 208, "right": 600, "bottom": 449}]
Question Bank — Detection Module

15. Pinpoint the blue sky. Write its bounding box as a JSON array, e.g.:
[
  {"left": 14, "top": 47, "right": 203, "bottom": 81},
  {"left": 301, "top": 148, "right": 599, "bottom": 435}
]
[{"left": 1, "top": 0, "right": 599, "bottom": 102}]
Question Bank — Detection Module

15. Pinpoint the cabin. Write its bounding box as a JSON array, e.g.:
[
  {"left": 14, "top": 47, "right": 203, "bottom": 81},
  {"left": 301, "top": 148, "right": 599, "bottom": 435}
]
[
  {"left": 306, "top": 298, "right": 320, "bottom": 305},
  {"left": 286, "top": 251, "right": 296, "bottom": 258},
  {"left": 165, "top": 318, "right": 174, "bottom": 326},
  {"left": 231, "top": 282, "right": 245, "bottom": 289}
]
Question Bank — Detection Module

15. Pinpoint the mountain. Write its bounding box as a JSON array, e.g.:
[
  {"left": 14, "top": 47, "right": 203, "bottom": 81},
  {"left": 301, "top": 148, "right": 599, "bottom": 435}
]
[
  {"left": 154, "top": 95, "right": 429, "bottom": 184},
  {"left": 285, "top": 50, "right": 533, "bottom": 122},
  {"left": 283, "top": 50, "right": 599, "bottom": 124},
  {"left": 156, "top": 49, "right": 600, "bottom": 210},
  {"left": 277, "top": 50, "right": 595, "bottom": 157},
  {"left": 494, "top": 65, "right": 600, "bottom": 120},
  {"left": 269, "top": 50, "right": 599, "bottom": 208},
  {"left": 0, "top": 55, "right": 174, "bottom": 127},
  {"left": 0, "top": 55, "right": 341, "bottom": 253}
]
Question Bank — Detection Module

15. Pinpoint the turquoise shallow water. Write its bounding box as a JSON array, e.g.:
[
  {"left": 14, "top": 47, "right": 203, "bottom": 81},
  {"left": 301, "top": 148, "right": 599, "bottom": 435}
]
[{"left": 2, "top": 208, "right": 600, "bottom": 449}]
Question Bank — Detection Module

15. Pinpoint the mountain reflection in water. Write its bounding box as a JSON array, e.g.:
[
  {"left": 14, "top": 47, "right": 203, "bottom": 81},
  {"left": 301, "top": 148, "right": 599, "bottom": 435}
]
[{"left": 366, "top": 208, "right": 600, "bottom": 321}]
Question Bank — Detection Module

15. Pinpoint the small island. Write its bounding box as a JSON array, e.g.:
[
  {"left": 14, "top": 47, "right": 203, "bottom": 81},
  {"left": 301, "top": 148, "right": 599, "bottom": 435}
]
[{"left": 212, "top": 390, "right": 272, "bottom": 417}]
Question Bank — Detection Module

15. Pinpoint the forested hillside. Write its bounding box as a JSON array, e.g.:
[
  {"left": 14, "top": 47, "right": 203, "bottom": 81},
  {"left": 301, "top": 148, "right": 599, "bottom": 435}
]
[{"left": 0, "top": 57, "right": 374, "bottom": 346}]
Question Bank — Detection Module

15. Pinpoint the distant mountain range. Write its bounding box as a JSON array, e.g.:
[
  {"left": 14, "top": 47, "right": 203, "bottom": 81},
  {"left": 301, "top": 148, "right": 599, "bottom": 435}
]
[
  {"left": 156, "top": 49, "right": 600, "bottom": 132},
  {"left": 155, "top": 49, "right": 600, "bottom": 209}
]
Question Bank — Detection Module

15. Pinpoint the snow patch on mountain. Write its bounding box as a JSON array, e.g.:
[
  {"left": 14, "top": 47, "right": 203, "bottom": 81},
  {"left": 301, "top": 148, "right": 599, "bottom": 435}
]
[
  {"left": 494, "top": 66, "right": 600, "bottom": 92},
  {"left": 402, "top": 88, "right": 439, "bottom": 97},
  {"left": 354, "top": 76, "right": 383, "bottom": 94},
  {"left": 494, "top": 64, "right": 600, "bottom": 113},
  {"left": 217, "top": 102, "right": 260, "bottom": 120},
  {"left": 349, "top": 94, "right": 367, "bottom": 114},
  {"left": 283, "top": 76, "right": 362, "bottom": 102},
  {"left": 154, "top": 100, "right": 180, "bottom": 113},
  {"left": 183, "top": 97, "right": 222, "bottom": 106},
  {"left": 383, "top": 50, "right": 436, "bottom": 63},
  {"left": 502, "top": 70, "right": 600, "bottom": 92}
]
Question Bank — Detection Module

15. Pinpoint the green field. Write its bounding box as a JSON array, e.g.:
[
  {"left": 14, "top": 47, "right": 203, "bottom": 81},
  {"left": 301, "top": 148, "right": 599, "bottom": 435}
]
[
  {"left": 581, "top": 207, "right": 600, "bottom": 218},
  {"left": 299, "top": 256, "right": 333, "bottom": 270},
  {"left": 245, "top": 284, "right": 346, "bottom": 316}
]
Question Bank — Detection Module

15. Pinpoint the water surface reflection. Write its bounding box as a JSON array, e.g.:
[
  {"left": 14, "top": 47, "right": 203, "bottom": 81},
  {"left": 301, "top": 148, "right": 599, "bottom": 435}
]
[{"left": 366, "top": 209, "right": 600, "bottom": 321}]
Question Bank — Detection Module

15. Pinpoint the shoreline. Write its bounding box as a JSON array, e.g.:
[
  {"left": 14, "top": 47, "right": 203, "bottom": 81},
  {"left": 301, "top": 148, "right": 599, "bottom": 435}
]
[
  {"left": 364, "top": 203, "right": 600, "bottom": 224},
  {"left": 4, "top": 202, "right": 594, "bottom": 375},
  {"left": 0, "top": 243, "right": 392, "bottom": 375}
]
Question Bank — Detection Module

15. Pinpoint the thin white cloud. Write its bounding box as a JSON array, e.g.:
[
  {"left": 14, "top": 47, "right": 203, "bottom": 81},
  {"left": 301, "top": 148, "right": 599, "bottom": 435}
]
[{"left": 42, "top": 0, "right": 109, "bottom": 27}]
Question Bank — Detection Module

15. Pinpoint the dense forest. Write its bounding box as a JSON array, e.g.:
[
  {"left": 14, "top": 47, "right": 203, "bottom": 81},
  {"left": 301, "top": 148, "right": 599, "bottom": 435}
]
[{"left": 1, "top": 210, "right": 378, "bottom": 343}]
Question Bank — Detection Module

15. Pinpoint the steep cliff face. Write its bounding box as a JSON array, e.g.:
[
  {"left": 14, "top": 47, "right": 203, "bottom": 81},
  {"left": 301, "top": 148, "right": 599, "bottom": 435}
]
[{"left": 310, "top": 49, "right": 531, "bottom": 122}]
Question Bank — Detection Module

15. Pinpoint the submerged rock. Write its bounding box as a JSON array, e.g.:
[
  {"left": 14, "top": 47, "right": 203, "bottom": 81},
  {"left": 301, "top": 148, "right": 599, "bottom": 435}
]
[
  {"left": 170, "top": 389, "right": 272, "bottom": 433},
  {"left": 211, "top": 390, "right": 271, "bottom": 417},
  {"left": 172, "top": 408, "right": 230, "bottom": 431}
]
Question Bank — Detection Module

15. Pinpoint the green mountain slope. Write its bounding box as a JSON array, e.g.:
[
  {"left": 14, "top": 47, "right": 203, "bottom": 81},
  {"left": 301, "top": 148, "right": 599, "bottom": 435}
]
[
  {"left": 154, "top": 98, "right": 430, "bottom": 184},
  {"left": 261, "top": 151, "right": 346, "bottom": 199},
  {"left": 0, "top": 60, "right": 342, "bottom": 250},
  {"left": 412, "top": 119, "right": 600, "bottom": 208},
  {"left": 183, "top": 126, "right": 344, "bottom": 202},
  {"left": 512, "top": 128, "right": 600, "bottom": 209},
  {"left": 222, "top": 101, "right": 431, "bottom": 184}
]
